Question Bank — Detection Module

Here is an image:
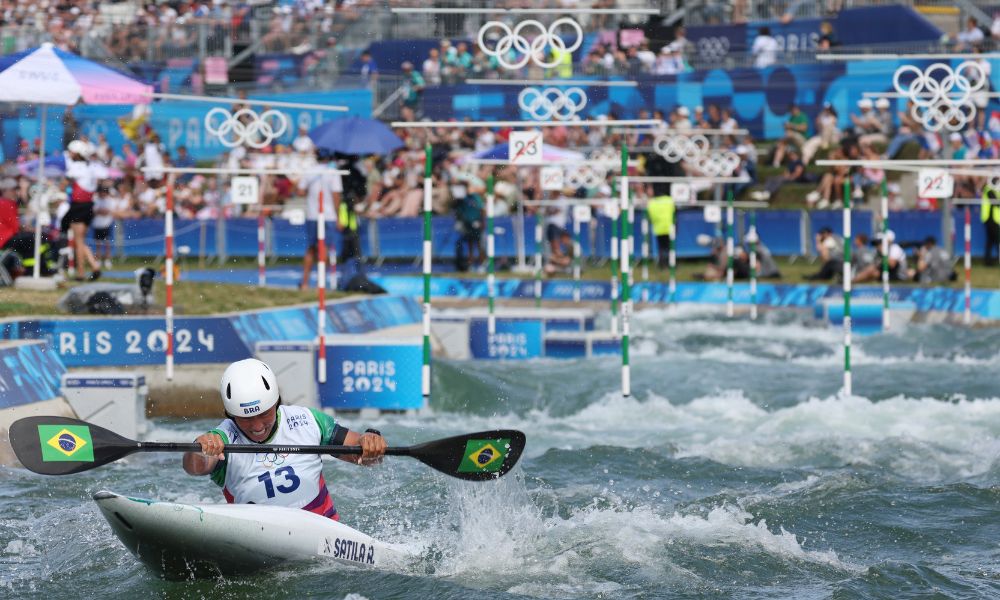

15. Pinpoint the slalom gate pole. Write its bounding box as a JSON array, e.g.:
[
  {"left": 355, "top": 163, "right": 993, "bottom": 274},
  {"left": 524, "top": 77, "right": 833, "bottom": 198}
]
[
  {"left": 257, "top": 209, "right": 266, "bottom": 287},
  {"left": 749, "top": 211, "right": 758, "bottom": 321},
  {"left": 610, "top": 180, "right": 620, "bottom": 335},
  {"left": 422, "top": 144, "right": 433, "bottom": 401},
  {"left": 965, "top": 206, "right": 972, "bottom": 325},
  {"left": 640, "top": 209, "right": 649, "bottom": 302},
  {"left": 843, "top": 180, "right": 853, "bottom": 397},
  {"left": 316, "top": 190, "right": 327, "bottom": 383},
  {"left": 573, "top": 208, "right": 581, "bottom": 303},
  {"left": 880, "top": 178, "right": 890, "bottom": 331},
  {"left": 619, "top": 144, "right": 631, "bottom": 397},
  {"left": 487, "top": 174, "right": 496, "bottom": 334},
  {"left": 165, "top": 175, "right": 175, "bottom": 381},
  {"left": 534, "top": 204, "right": 543, "bottom": 308},
  {"left": 726, "top": 189, "right": 735, "bottom": 318}
]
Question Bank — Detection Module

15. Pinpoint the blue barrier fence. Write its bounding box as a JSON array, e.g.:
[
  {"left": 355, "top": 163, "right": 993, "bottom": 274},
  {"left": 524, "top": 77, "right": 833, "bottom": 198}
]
[{"left": 88, "top": 208, "right": 984, "bottom": 262}]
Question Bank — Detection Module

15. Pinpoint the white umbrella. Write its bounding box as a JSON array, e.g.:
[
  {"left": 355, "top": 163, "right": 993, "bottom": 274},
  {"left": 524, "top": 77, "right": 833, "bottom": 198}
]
[{"left": 0, "top": 42, "right": 151, "bottom": 277}]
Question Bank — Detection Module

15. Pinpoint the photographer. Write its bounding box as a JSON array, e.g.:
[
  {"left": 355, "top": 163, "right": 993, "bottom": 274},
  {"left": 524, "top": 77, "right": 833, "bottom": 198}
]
[
  {"left": 910, "top": 236, "right": 956, "bottom": 284},
  {"left": 805, "top": 227, "right": 844, "bottom": 281},
  {"left": 854, "top": 230, "right": 909, "bottom": 283}
]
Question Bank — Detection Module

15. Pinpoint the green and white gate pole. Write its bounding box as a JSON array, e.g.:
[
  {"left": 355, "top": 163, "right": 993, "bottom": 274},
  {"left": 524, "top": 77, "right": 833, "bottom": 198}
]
[
  {"left": 843, "top": 180, "right": 853, "bottom": 397},
  {"left": 572, "top": 205, "right": 582, "bottom": 303},
  {"left": 726, "top": 189, "right": 735, "bottom": 318},
  {"left": 748, "top": 211, "right": 758, "bottom": 321},
  {"left": 486, "top": 174, "right": 496, "bottom": 334},
  {"left": 534, "top": 199, "right": 543, "bottom": 308},
  {"left": 619, "top": 144, "right": 631, "bottom": 397},
  {"left": 880, "top": 178, "right": 890, "bottom": 331},
  {"left": 610, "top": 181, "right": 620, "bottom": 335},
  {"left": 421, "top": 143, "right": 432, "bottom": 401}
]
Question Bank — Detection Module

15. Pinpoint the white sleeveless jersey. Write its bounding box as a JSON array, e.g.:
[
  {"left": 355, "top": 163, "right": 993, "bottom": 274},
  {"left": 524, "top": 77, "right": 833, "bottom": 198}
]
[{"left": 209, "top": 405, "right": 335, "bottom": 510}]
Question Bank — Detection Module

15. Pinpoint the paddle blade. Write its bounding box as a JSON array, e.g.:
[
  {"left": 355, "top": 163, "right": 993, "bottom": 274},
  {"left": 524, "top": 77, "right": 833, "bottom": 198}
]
[
  {"left": 406, "top": 430, "right": 526, "bottom": 481},
  {"left": 8, "top": 416, "right": 139, "bottom": 475}
]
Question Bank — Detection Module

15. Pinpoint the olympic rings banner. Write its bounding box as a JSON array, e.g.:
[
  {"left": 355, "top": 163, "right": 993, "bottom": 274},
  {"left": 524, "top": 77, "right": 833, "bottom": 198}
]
[
  {"left": 420, "top": 56, "right": 1000, "bottom": 141},
  {"left": 67, "top": 88, "right": 372, "bottom": 161}
]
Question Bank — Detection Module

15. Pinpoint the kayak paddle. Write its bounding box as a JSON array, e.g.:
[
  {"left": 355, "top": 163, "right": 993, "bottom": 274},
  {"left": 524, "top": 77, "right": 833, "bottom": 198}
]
[{"left": 9, "top": 416, "right": 525, "bottom": 481}]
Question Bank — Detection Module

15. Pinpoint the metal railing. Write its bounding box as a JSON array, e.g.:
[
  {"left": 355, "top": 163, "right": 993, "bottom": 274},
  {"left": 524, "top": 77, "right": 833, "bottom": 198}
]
[{"left": 683, "top": 0, "right": 915, "bottom": 26}]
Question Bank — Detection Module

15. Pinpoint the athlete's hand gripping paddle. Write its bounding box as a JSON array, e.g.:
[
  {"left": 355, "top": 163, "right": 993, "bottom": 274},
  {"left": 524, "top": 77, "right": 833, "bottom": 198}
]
[{"left": 9, "top": 416, "right": 525, "bottom": 481}]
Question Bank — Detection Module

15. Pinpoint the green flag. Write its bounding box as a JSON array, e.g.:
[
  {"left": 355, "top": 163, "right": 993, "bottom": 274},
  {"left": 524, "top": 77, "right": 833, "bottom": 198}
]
[
  {"left": 457, "top": 438, "right": 509, "bottom": 474},
  {"left": 37, "top": 425, "right": 95, "bottom": 462}
]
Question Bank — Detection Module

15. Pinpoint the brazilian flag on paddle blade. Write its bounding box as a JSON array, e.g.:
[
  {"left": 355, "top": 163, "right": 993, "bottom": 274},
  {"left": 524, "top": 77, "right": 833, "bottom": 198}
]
[
  {"left": 37, "top": 425, "right": 95, "bottom": 462},
  {"left": 457, "top": 438, "right": 509, "bottom": 474}
]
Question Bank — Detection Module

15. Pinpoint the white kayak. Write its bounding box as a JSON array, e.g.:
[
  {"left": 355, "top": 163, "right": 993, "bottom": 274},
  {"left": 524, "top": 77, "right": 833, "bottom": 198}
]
[{"left": 93, "top": 490, "right": 412, "bottom": 579}]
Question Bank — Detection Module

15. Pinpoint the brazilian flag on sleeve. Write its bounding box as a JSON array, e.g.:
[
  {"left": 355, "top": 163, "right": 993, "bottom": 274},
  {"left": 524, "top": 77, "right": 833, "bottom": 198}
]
[
  {"left": 37, "top": 425, "right": 95, "bottom": 462},
  {"left": 457, "top": 438, "right": 509, "bottom": 474}
]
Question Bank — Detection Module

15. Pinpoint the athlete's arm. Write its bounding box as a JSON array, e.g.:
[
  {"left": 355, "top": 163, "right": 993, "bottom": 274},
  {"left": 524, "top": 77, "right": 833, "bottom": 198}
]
[
  {"left": 342, "top": 429, "right": 387, "bottom": 466},
  {"left": 183, "top": 432, "right": 225, "bottom": 475}
]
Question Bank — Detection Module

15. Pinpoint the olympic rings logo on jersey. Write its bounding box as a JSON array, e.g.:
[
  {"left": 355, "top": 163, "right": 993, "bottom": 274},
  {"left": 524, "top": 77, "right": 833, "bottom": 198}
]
[
  {"left": 893, "top": 61, "right": 987, "bottom": 132},
  {"left": 696, "top": 36, "right": 730, "bottom": 61},
  {"left": 654, "top": 134, "right": 711, "bottom": 162},
  {"left": 518, "top": 86, "right": 587, "bottom": 121},
  {"left": 255, "top": 452, "right": 288, "bottom": 468},
  {"left": 478, "top": 18, "right": 583, "bottom": 70},
  {"left": 204, "top": 107, "right": 290, "bottom": 149}
]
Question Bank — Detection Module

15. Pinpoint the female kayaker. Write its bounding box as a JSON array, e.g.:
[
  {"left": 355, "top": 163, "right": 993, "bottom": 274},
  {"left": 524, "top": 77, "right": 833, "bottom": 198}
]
[{"left": 182, "top": 358, "right": 387, "bottom": 520}]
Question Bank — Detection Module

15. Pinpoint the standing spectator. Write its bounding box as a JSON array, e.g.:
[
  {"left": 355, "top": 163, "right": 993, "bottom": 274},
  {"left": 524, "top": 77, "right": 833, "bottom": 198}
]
[
  {"left": 752, "top": 27, "right": 778, "bottom": 69},
  {"left": 63, "top": 140, "right": 106, "bottom": 280},
  {"left": 297, "top": 150, "right": 343, "bottom": 290},
  {"left": 359, "top": 51, "right": 378, "bottom": 88},
  {"left": 292, "top": 125, "right": 315, "bottom": 155},
  {"left": 174, "top": 145, "right": 196, "bottom": 184},
  {"left": 654, "top": 45, "right": 682, "bottom": 76},
  {"left": 400, "top": 61, "right": 425, "bottom": 115},
  {"left": 957, "top": 17, "right": 985, "bottom": 51},
  {"left": 422, "top": 47, "right": 442, "bottom": 86},
  {"left": 453, "top": 176, "right": 484, "bottom": 272},
  {"left": 91, "top": 181, "right": 115, "bottom": 269},
  {"left": 636, "top": 40, "right": 656, "bottom": 72},
  {"left": 818, "top": 21, "right": 838, "bottom": 50}
]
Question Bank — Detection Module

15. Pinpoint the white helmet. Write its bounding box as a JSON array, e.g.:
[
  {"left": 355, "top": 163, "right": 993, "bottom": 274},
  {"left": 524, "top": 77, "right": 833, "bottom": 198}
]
[{"left": 220, "top": 358, "right": 280, "bottom": 417}]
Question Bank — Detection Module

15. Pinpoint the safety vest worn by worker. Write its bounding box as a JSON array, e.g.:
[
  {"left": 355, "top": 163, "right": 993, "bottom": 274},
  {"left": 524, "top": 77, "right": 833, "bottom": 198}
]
[
  {"left": 646, "top": 195, "right": 676, "bottom": 236},
  {"left": 338, "top": 201, "right": 358, "bottom": 232},
  {"left": 982, "top": 186, "right": 1000, "bottom": 225}
]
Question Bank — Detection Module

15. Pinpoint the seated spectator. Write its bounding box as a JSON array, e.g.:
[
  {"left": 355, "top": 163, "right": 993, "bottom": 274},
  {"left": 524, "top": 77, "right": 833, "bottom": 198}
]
[
  {"left": 886, "top": 101, "right": 934, "bottom": 159},
  {"left": 772, "top": 104, "right": 810, "bottom": 166},
  {"left": 724, "top": 145, "right": 757, "bottom": 199},
  {"left": 818, "top": 21, "right": 839, "bottom": 50},
  {"left": 801, "top": 103, "right": 840, "bottom": 164},
  {"left": 806, "top": 144, "right": 849, "bottom": 208},
  {"left": 850, "top": 144, "right": 885, "bottom": 202},
  {"left": 910, "top": 236, "right": 956, "bottom": 283},
  {"left": 850, "top": 99, "right": 882, "bottom": 141},
  {"left": 805, "top": 227, "right": 844, "bottom": 281},
  {"left": 762, "top": 146, "right": 816, "bottom": 199}
]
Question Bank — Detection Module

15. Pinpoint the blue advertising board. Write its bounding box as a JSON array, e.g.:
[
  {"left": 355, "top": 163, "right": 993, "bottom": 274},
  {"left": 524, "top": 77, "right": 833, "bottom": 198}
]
[
  {"left": 469, "top": 318, "right": 544, "bottom": 360},
  {"left": 318, "top": 342, "right": 423, "bottom": 410},
  {"left": 0, "top": 341, "right": 66, "bottom": 408},
  {"left": 6, "top": 317, "right": 250, "bottom": 368}
]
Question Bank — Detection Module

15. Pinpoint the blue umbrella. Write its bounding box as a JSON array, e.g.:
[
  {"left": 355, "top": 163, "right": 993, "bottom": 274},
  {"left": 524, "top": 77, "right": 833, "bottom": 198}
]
[{"left": 308, "top": 116, "right": 403, "bottom": 156}]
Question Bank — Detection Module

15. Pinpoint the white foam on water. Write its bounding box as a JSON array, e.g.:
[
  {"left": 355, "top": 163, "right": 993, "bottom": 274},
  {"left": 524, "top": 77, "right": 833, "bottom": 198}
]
[
  {"left": 413, "top": 476, "right": 854, "bottom": 598},
  {"left": 396, "top": 388, "right": 1000, "bottom": 482}
]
